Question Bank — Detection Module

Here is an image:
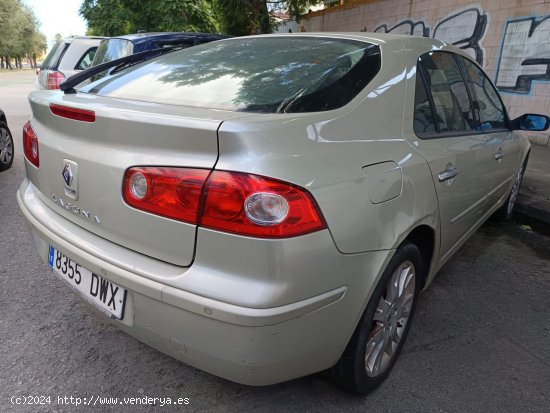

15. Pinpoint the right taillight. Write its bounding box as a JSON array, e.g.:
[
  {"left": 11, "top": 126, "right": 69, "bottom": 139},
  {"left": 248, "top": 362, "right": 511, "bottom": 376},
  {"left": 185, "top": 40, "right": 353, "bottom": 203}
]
[
  {"left": 47, "top": 71, "right": 65, "bottom": 90},
  {"left": 23, "top": 121, "right": 39, "bottom": 167},
  {"left": 123, "top": 167, "right": 326, "bottom": 238},
  {"left": 200, "top": 171, "right": 326, "bottom": 238}
]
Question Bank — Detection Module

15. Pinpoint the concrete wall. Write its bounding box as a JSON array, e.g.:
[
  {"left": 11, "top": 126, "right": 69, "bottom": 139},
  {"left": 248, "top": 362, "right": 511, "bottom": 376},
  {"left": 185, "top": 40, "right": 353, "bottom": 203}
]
[{"left": 300, "top": 0, "right": 550, "bottom": 119}]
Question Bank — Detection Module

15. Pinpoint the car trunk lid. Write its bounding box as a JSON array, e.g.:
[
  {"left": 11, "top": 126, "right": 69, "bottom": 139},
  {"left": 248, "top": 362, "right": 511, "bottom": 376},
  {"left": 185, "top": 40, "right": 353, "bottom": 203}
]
[{"left": 26, "top": 91, "right": 251, "bottom": 266}]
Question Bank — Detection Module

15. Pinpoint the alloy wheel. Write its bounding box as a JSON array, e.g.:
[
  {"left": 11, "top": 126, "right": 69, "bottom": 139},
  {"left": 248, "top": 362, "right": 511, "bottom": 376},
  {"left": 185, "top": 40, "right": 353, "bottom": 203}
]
[{"left": 365, "top": 260, "right": 416, "bottom": 377}]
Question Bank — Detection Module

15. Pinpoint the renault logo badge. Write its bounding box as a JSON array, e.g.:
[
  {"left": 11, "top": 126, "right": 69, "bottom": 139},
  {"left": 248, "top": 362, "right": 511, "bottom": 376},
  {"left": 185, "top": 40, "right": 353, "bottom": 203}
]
[
  {"left": 61, "top": 159, "right": 79, "bottom": 200},
  {"left": 62, "top": 163, "right": 73, "bottom": 187}
]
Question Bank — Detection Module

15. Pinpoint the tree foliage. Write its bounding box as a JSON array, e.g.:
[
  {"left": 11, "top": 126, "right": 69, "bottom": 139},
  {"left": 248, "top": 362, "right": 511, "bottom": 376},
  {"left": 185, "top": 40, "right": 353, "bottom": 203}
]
[
  {"left": 214, "top": 0, "right": 322, "bottom": 35},
  {"left": 80, "top": 0, "right": 218, "bottom": 36},
  {"left": 0, "top": 0, "right": 47, "bottom": 69},
  {"left": 79, "top": 0, "right": 322, "bottom": 37},
  {"left": 215, "top": 0, "right": 321, "bottom": 36}
]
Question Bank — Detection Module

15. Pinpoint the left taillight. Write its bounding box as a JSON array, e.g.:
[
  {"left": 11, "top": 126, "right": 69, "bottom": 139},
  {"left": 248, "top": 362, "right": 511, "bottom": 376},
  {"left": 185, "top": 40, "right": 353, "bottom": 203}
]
[
  {"left": 123, "top": 167, "right": 211, "bottom": 224},
  {"left": 23, "top": 121, "right": 39, "bottom": 167}
]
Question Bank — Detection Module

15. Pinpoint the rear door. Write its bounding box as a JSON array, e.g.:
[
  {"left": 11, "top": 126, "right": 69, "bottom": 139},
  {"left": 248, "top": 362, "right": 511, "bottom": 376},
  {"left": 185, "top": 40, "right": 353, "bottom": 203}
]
[{"left": 411, "top": 51, "right": 495, "bottom": 259}]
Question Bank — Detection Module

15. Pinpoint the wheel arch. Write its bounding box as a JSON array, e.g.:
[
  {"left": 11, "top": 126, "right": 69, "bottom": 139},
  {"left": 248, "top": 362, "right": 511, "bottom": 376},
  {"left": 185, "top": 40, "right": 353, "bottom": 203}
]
[{"left": 401, "top": 224, "right": 436, "bottom": 290}]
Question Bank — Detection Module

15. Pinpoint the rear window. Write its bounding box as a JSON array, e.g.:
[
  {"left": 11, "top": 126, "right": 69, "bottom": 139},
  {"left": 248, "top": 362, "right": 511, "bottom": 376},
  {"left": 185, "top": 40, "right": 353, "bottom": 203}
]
[
  {"left": 93, "top": 39, "right": 134, "bottom": 65},
  {"left": 83, "top": 37, "right": 381, "bottom": 113},
  {"left": 41, "top": 41, "right": 69, "bottom": 70}
]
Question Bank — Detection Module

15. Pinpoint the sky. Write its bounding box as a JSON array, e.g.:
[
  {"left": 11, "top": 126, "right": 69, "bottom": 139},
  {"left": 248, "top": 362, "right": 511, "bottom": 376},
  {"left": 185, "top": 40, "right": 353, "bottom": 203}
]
[{"left": 24, "top": 0, "right": 88, "bottom": 52}]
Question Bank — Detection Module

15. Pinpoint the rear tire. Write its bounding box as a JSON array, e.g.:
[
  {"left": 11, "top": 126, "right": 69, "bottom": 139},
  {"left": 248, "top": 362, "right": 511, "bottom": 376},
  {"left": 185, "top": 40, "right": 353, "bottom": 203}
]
[
  {"left": 330, "top": 241, "right": 422, "bottom": 395},
  {"left": 0, "top": 121, "right": 14, "bottom": 171},
  {"left": 493, "top": 155, "right": 528, "bottom": 221}
]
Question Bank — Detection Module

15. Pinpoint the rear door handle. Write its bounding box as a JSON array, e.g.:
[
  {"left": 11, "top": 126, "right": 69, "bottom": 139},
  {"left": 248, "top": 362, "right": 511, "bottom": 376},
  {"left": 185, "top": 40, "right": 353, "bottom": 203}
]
[
  {"left": 495, "top": 150, "right": 504, "bottom": 161},
  {"left": 438, "top": 167, "right": 459, "bottom": 182}
]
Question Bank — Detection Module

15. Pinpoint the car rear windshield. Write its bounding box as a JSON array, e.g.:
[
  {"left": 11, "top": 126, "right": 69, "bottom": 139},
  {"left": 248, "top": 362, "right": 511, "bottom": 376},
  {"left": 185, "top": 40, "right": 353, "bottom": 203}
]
[
  {"left": 82, "top": 37, "right": 381, "bottom": 113},
  {"left": 41, "top": 41, "right": 69, "bottom": 70},
  {"left": 93, "top": 39, "right": 134, "bottom": 65}
]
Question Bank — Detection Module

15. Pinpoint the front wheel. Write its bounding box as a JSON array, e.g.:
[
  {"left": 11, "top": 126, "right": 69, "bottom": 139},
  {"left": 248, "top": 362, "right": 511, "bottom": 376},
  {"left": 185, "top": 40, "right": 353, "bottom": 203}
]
[{"left": 330, "top": 241, "right": 422, "bottom": 395}]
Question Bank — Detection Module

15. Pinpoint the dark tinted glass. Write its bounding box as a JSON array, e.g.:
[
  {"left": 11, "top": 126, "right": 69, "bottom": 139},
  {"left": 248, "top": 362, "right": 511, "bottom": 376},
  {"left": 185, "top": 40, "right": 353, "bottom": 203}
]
[
  {"left": 418, "top": 52, "right": 474, "bottom": 133},
  {"left": 461, "top": 58, "right": 507, "bottom": 131},
  {"left": 413, "top": 70, "right": 437, "bottom": 134},
  {"left": 83, "top": 37, "right": 381, "bottom": 113}
]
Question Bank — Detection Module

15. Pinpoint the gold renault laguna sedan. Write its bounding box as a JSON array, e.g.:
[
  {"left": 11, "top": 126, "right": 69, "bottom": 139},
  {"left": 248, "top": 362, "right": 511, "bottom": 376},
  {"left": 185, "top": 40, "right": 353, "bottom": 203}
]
[{"left": 17, "top": 33, "right": 548, "bottom": 394}]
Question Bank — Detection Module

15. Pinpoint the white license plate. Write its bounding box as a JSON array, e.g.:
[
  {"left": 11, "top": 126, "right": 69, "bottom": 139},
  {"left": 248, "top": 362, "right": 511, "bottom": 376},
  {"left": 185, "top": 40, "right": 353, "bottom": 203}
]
[{"left": 48, "top": 246, "right": 127, "bottom": 319}]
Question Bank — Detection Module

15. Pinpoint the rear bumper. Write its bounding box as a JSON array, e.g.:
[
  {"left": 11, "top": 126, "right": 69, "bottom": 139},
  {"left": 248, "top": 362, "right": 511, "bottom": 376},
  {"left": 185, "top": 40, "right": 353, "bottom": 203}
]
[{"left": 17, "top": 179, "right": 394, "bottom": 385}]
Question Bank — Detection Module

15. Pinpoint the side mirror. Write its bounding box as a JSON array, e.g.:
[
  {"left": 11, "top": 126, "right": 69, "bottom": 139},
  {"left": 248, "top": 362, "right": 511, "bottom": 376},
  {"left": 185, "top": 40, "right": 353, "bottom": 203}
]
[{"left": 512, "top": 113, "right": 550, "bottom": 131}]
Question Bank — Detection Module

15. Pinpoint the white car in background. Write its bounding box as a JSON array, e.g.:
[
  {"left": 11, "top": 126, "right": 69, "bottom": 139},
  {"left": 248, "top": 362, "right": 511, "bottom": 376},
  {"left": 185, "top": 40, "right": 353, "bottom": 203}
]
[{"left": 36, "top": 36, "right": 107, "bottom": 90}]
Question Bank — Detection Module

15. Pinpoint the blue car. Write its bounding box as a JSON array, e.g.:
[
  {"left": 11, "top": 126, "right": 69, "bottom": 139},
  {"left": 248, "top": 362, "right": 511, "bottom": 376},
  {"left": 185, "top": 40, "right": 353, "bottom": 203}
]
[{"left": 91, "top": 32, "right": 230, "bottom": 68}]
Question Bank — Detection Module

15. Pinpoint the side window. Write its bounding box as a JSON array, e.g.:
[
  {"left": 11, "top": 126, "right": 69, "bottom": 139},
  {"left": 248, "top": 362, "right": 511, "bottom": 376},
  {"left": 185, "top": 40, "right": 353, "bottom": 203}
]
[
  {"left": 460, "top": 58, "right": 508, "bottom": 131},
  {"left": 417, "top": 52, "right": 475, "bottom": 133},
  {"left": 75, "top": 47, "right": 97, "bottom": 70},
  {"left": 413, "top": 70, "right": 437, "bottom": 134}
]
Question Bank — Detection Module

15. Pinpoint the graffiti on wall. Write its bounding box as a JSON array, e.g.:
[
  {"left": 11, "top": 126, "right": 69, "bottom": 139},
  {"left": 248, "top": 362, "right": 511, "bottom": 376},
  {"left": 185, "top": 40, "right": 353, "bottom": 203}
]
[
  {"left": 372, "top": 20, "right": 429, "bottom": 37},
  {"left": 495, "top": 15, "right": 550, "bottom": 94},
  {"left": 371, "top": 8, "right": 488, "bottom": 65}
]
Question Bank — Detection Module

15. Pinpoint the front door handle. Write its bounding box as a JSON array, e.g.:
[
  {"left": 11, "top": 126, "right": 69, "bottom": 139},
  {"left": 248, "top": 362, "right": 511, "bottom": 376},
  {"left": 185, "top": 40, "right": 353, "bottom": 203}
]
[
  {"left": 495, "top": 149, "right": 504, "bottom": 161},
  {"left": 438, "top": 167, "right": 459, "bottom": 182}
]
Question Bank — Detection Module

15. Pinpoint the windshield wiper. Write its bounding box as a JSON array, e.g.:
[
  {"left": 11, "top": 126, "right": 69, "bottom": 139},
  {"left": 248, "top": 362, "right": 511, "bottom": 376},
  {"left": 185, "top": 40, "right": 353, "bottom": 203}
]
[{"left": 60, "top": 47, "right": 180, "bottom": 94}]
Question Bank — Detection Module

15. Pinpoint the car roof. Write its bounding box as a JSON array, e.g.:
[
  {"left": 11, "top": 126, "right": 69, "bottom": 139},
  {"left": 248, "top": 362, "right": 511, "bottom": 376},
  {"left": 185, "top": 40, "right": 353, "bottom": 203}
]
[
  {"left": 64, "top": 35, "right": 108, "bottom": 43},
  {"left": 239, "top": 32, "right": 472, "bottom": 61}
]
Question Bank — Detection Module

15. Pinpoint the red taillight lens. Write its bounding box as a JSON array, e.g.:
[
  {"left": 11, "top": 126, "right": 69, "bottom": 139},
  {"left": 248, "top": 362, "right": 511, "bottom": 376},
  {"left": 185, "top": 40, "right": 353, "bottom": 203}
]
[
  {"left": 123, "top": 167, "right": 326, "bottom": 238},
  {"left": 201, "top": 171, "right": 326, "bottom": 237},
  {"left": 123, "top": 167, "right": 210, "bottom": 224},
  {"left": 47, "top": 71, "right": 65, "bottom": 90},
  {"left": 50, "top": 104, "right": 95, "bottom": 123},
  {"left": 23, "top": 121, "right": 39, "bottom": 167}
]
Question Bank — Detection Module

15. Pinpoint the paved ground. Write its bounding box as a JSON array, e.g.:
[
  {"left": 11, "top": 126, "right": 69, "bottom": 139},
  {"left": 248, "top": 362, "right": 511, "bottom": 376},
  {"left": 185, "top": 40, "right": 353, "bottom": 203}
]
[{"left": 1, "top": 71, "right": 549, "bottom": 412}]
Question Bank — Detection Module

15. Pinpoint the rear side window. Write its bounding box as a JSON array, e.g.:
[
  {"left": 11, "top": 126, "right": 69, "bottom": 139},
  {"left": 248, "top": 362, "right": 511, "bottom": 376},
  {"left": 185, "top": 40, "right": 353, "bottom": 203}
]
[
  {"left": 413, "top": 71, "right": 437, "bottom": 134},
  {"left": 83, "top": 37, "right": 381, "bottom": 113},
  {"left": 75, "top": 47, "right": 97, "bottom": 70},
  {"left": 41, "top": 42, "right": 69, "bottom": 70},
  {"left": 460, "top": 57, "right": 508, "bottom": 131},
  {"left": 416, "top": 52, "right": 475, "bottom": 133},
  {"left": 93, "top": 39, "right": 134, "bottom": 65}
]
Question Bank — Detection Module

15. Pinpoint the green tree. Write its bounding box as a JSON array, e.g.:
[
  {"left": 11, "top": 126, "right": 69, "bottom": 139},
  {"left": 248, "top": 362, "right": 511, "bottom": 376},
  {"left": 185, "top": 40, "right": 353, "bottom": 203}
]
[
  {"left": 0, "top": 0, "right": 21, "bottom": 68},
  {"left": 0, "top": 0, "right": 47, "bottom": 69},
  {"left": 79, "top": 0, "right": 218, "bottom": 36},
  {"left": 214, "top": 0, "right": 322, "bottom": 35}
]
